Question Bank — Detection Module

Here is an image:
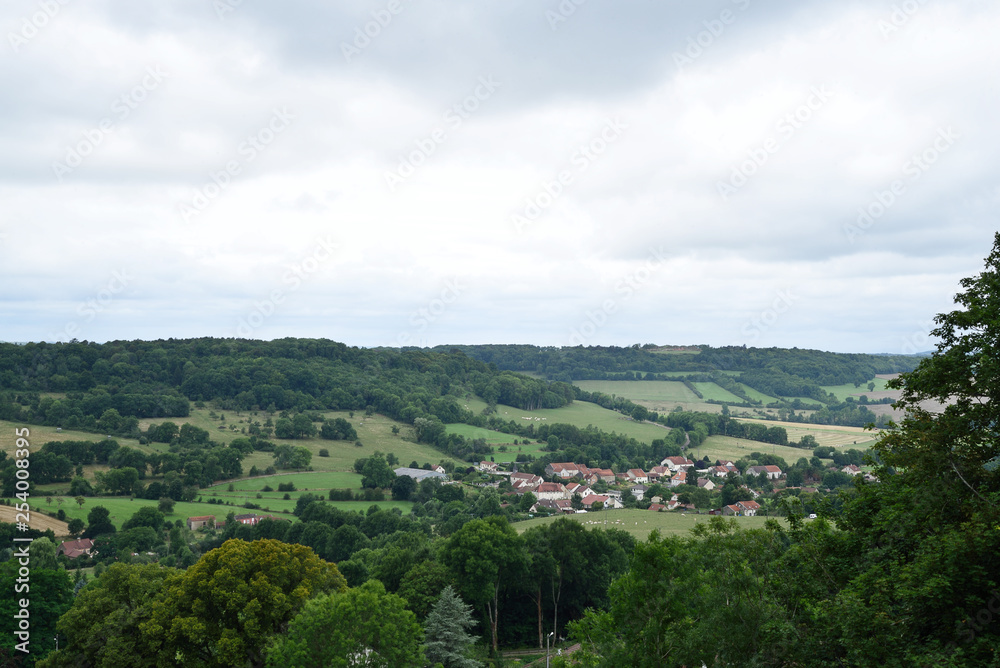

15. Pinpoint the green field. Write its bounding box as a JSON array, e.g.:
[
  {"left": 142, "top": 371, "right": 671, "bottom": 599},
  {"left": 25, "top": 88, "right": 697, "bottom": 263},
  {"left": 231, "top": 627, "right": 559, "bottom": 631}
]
[
  {"left": 443, "top": 424, "right": 547, "bottom": 463},
  {"left": 27, "top": 495, "right": 411, "bottom": 531},
  {"left": 0, "top": 420, "right": 149, "bottom": 455},
  {"left": 573, "top": 380, "right": 700, "bottom": 403},
  {"left": 202, "top": 471, "right": 364, "bottom": 493},
  {"left": 736, "top": 384, "right": 778, "bottom": 403},
  {"left": 820, "top": 378, "right": 894, "bottom": 402},
  {"left": 571, "top": 379, "right": 769, "bottom": 416},
  {"left": 688, "top": 435, "right": 819, "bottom": 466},
  {"left": 152, "top": 409, "right": 462, "bottom": 474},
  {"left": 691, "top": 382, "right": 744, "bottom": 403},
  {"left": 734, "top": 419, "right": 878, "bottom": 449},
  {"left": 492, "top": 400, "right": 675, "bottom": 444},
  {"left": 515, "top": 508, "right": 785, "bottom": 540}
]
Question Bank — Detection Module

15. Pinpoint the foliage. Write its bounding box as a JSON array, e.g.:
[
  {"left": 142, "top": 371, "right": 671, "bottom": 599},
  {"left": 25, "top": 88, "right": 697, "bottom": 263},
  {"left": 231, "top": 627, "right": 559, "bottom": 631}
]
[
  {"left": 141, "top": 538, "right": 346, "bottom": 667},
  {"left": 39, "top": 563, "right": 177, "bottom": 668},
  {"left": 442, "top": 516, "right": 527, "bottom": 651},
  {"left": 424, "top": 585, "right": 483, "bottom": 668},
  {"left": 0, "top": 559, "right": 73, "bottom": 662},
  {"left": 265, "top": 580, "right": 423, "bottom": 667}
]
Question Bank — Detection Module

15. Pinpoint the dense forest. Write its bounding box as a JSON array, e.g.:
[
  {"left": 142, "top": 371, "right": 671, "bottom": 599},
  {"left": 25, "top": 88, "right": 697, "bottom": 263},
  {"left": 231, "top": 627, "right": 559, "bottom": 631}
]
[{"left": 433, "top": 343, "right": 921, "bottom": 385}]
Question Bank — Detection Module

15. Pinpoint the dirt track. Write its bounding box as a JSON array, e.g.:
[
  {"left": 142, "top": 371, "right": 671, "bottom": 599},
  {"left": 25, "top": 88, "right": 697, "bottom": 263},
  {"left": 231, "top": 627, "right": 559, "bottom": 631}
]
[{"left": 0, "top": 504, "right": 70, "bottom": 536}]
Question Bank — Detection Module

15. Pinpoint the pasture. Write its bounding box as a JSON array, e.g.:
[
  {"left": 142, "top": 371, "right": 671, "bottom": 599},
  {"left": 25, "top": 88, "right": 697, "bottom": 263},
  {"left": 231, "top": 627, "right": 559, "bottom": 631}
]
[
  {"left": 24, "top": 494, "right": 411, "bottom": 531},
  {"left": 514, "top": 508, "right": 784, "bottom": 540},
  {"left": 691, "top": 382, "right": 745, "bottom": 403},
  {"left": 443, "top": 423, "right": 547, "bottom": 463},
  {"left": 573, "top": 380, "right": 700, "bottom": 403},
  {"left": 732, "top": 418, "right": 878, "bottom": 449},
  {"left": 492, "top": 400, "right": 675, "bottom": 444},
  {"left": 688, "top": 435, "right": 820, "bottom": 466},
  {"left": 820, "top": 377, "right": 892, "bottom": 402},
  {"left": 0, "top": 420, "right": 147, "bottom": 455}
]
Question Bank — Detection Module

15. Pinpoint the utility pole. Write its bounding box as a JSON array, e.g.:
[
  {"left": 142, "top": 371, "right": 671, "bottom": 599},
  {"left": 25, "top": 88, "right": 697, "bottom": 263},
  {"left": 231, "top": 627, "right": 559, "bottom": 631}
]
[{"left": 546, "top": 631, "right": 555, "bottom": 668}]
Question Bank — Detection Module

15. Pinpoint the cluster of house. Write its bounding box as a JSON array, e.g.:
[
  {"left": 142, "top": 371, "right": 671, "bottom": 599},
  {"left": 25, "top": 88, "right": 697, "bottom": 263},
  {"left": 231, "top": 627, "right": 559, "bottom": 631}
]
[{"left": 476, "top": 455, "right": 791, "bottom": 516}]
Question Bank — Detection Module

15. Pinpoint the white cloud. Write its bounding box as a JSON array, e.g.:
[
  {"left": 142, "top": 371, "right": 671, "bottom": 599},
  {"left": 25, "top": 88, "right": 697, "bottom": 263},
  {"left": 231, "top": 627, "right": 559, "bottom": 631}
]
[{"left": 0, "top": 0, "right": 997, "bottom": 352}]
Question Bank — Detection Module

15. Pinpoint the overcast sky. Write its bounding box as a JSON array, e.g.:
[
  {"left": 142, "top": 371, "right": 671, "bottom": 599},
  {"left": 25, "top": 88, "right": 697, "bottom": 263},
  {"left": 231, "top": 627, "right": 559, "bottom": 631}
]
[{"left": 1, "top": 0, "right": 996, "bottom": 354}]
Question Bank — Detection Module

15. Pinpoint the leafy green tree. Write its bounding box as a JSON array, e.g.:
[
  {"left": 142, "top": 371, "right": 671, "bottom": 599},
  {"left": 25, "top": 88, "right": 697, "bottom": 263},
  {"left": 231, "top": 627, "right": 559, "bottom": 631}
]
[
  {"left": 291, "top": 413, "right": 316, "bottom": 438},
  {"left": 67, "top": 518, "right": 85, "bottom": 536},
  {"left": 424, "top": 585, "right": 483, "bottom": 668},
  {"left": 273, "top": 444, "right": 312, "bottom": 470},
  {"left": 121, "top": 506, "right": 165, "bottom": 532},
  {"left": 29, "top": 536, "right": 60, "bottom": 570},
  {"left": 274, "top": 418, "right": 295, "bottom": 439},
  {"left": 442, "top": 516, "right": 526, "bottom": 651},
  {"left": 265, "top": 580, "right": 423, "bottom": 667},
  {"left": 99, "top": 466, "right": 140, "bottom": 495},
  {"left": 518, "top": 491, "right": 537, "bottom": 513},
  {"left": 84, "top": 505, "right": 116, "bottom": 538},
  {"left": 39, "top": 563, "right": 176, "bottom": 668},
  {"left": 397, "top": 560, "right": 454, "bottom": 619},
  {"left": 142, "top": 539, "right": 346, "bottom": 667},
  {"left": 116, "top": 526, "right": 161, "bottom": 553},
  {"left": 321, "top": 417, "right": 358, "bottom": 440},
  {"left": 158, "top": 497, "right": 176, "bottom": 514},
  {"left": 0, "top": 560, "right": 73, "bottom": 662},
  {"left": 391, "top": 473, "right": 417, "bottom": 500},
  {"left": 362, "top": 452, "right": 396, "bottom": 489}
]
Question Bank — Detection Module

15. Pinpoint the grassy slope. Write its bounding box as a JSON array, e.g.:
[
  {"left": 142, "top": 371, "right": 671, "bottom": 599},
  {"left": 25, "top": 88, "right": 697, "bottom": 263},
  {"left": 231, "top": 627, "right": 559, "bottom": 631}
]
[
  {"left": 27, "top": 494, "right": 411, "bottom": 531},
  {"left": 514, "top": 508, "right": 784, "bottom": 540},
  {"left": 733, "top": 418, "right": 878, "bottom": 449},
  {"left": 820, "top": 377, "right": 893, "bottom": 401},
  {"left": 688, "top": 435, "right": 820, "bottom": 466},
  {"left": 691, "top": 382, "right": 744, "bottom": 403}
]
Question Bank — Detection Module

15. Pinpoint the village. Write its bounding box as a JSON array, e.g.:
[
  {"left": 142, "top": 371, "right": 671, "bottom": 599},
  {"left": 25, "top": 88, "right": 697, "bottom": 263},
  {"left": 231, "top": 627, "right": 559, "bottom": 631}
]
[{"left": 474, "top": 454, "right": 872, "bottom": 518}]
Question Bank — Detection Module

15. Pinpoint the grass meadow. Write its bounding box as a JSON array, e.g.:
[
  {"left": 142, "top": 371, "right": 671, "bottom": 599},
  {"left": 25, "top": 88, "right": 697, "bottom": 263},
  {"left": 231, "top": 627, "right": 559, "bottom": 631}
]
[{"left": 514, "top": 508, "right": 785, "bottom": 541}]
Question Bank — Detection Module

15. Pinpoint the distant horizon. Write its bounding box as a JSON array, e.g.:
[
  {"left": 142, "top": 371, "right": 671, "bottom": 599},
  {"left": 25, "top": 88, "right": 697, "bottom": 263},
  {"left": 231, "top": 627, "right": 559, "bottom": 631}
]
[{"left": 0, "top": 337, "right": 937, "bottom": 358}]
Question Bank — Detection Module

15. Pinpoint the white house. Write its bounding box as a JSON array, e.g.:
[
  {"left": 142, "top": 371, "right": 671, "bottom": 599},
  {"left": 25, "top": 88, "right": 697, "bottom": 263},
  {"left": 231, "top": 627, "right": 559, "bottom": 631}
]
[
  {"left": 536, "top": 482, "right": 570, "bottom": 500},
  {"left": 747, "top": 465, "right": 783, "bottom": 480},
  {"left": 626, "top": 469, "right": 649, "bottom": 484}
]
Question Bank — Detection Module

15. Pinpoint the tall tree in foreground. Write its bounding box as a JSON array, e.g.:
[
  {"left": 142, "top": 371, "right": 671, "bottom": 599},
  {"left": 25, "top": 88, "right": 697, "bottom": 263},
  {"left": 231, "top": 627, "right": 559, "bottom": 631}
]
[
  {"left": 39, "top": 563, "right": 177, "bottom": 668},
  {"left": 442, "top": 516, "right": 526, "bottom": 652},
  {"left": 424, "top": 585, "right": 483, "bottom": 668},
  {"left": 141, "top": 539, "right": 346, "bottom": 667},
  {"left": 265, "top": 580, "right": 423, "bottom": 668}
]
